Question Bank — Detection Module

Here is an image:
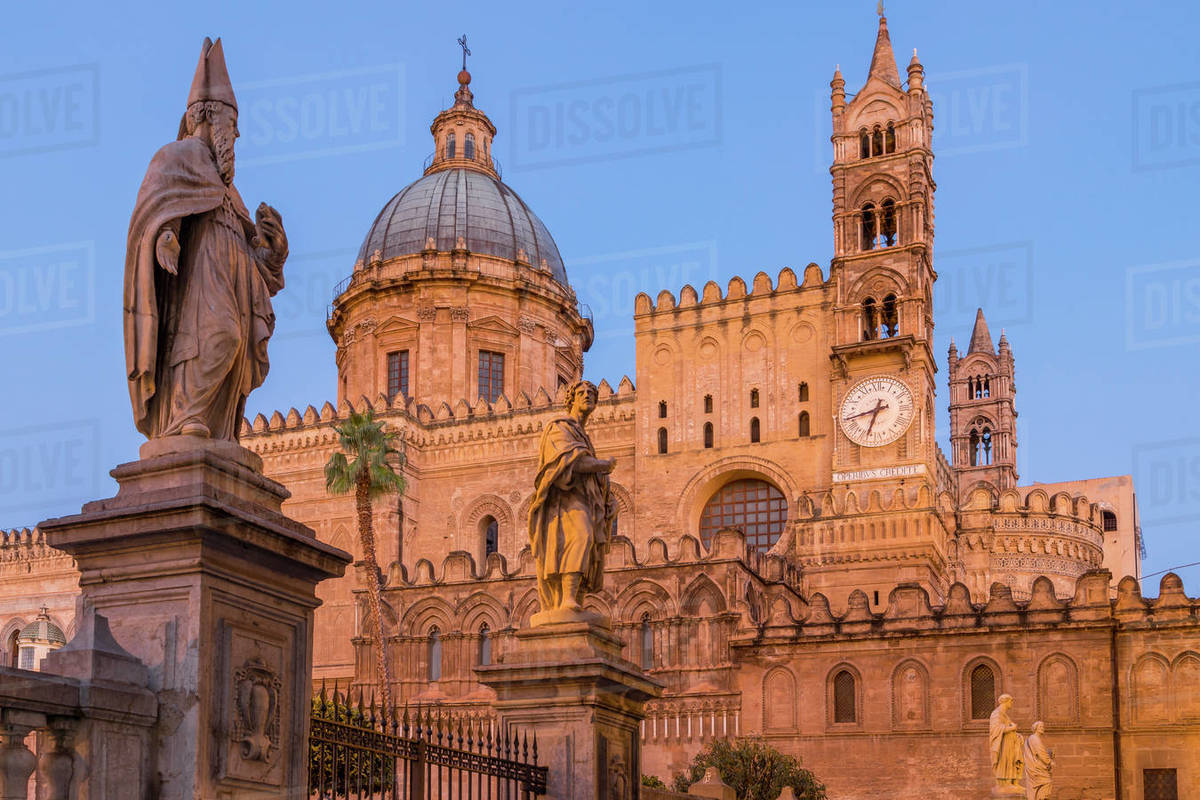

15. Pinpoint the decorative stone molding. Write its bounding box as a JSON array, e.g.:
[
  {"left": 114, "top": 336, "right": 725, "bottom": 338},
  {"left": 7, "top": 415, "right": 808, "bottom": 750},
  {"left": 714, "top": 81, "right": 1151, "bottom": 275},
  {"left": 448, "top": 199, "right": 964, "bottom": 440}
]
[{"left": 232, "top": 658, "right": 282, "bottom": 764}]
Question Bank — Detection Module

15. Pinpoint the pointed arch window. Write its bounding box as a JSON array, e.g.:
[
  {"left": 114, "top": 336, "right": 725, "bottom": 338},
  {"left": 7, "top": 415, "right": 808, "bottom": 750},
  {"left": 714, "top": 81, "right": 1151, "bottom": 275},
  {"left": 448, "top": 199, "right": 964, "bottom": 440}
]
[
  {"left": 478, "top": 624, "right": 492, "bottom": 666},
  {"left": 482, "top": 516, "right": 499, "bottom": 557},
  {"left": 969, "top": 427, "right": 993, "bottom": 466},
  {"left": 833, "top": 670, "right": 858, "bottom": 723},
  {"left": 881, "top": 293, "right": 899, "bottom": 337},
  {"left": 862, "top": 297, "right": 878, "bottom": 340},
  {"left": 970, "top": 664, "right": 996, "bottom": 720},
  {"left": 657, "top": 427, "right": 668, "bottom": 455},
  {"left": 703, "top": 422, "right": 714, "bottom": 449},
  {"left": 5, "top": 629, "right": 18, "bottom": 668},
  {"left": 640, "top": 614, "right": 654, "bottom": 670},
  {"left": 704, "top": 394, "right": 713, "bottom": 414},
  {"left": 750, "top": 389, "right": 760, "bottom": 408},
  {"left": 428, "top": 628, "right": 442, "bottom": 682},
  {"left": 749, "top": 417, "right": 761, "bottom": 443},
  {"left": 798, "top": 382, "right": 809, "bottom": 402},
  {"left": 859, "top": 128, "right": 870, "bottom": 159},
  {"left": 861, "top": 203, "right": 877, "bottom": 251},
  {"left": 446, "top": 133, "right": 456, "bottom": 159},
  {"left": 798, "top": 411, "right": 810, "bottom": 437},
  {"left": 880, "top": 199, "right": 897, "bottom": 246},
  {"left": 983, "top": 377, "right": 991, "bottom": 398},
  {"left": 464, "top": 132, "right": 476, "bottom": 159},
  {"left": 658, "top": 400, "right": 668, "bottom": 418},
  {"left": 871, "top": 125, "right": 883, "bottom": 157},
  {"left": 885, "top": 122, "right": 896, "bottom": 153}
]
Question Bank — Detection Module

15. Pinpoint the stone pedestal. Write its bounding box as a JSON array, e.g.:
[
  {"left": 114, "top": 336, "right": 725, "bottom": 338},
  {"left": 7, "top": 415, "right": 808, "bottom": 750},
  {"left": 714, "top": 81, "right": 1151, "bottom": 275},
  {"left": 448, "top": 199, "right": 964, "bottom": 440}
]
[
  {"left": 39, "top": 437, "right": 351, "bottom": 800},
  {"left": 476, "top": 620, "right": 661, "bottom": 800}
]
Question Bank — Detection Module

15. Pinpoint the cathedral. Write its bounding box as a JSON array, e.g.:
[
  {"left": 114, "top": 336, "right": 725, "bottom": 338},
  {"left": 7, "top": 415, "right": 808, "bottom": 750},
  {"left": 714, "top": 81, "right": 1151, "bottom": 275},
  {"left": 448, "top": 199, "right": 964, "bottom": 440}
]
[{"left": 4, "top": 12, "right": 1198, "bottom": 800}]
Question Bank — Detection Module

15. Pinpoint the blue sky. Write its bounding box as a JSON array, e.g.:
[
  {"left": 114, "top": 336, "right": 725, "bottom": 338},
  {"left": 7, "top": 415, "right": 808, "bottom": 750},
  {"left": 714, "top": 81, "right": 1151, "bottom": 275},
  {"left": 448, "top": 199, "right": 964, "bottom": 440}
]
[{"left": 1, "top": 0, "right": 1197, "bottom": 586}]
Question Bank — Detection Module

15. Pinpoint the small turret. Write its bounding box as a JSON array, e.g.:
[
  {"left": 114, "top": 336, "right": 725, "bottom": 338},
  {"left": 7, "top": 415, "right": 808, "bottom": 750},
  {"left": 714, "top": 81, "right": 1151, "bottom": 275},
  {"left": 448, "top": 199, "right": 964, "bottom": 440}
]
[
  {"left": 907, "top": 48, "right": 924, "bottom": 91},
  {"left": 831, "top": 65, "right": 846, "bottom": 116}
]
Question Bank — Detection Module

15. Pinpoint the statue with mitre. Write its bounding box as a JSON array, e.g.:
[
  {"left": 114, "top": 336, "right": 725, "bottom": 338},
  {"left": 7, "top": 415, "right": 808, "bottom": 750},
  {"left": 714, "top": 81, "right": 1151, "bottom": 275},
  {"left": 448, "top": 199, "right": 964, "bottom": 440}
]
[{"left": 124, "top": 37, "right": 288, "bottom": 442}]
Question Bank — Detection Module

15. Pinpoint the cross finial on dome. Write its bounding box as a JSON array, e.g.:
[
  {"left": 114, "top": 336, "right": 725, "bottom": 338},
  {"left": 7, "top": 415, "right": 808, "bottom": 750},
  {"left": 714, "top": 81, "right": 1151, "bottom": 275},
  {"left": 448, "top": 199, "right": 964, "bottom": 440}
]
[{"left": 458, "top": 34, "right": 471, "bottom": 72}]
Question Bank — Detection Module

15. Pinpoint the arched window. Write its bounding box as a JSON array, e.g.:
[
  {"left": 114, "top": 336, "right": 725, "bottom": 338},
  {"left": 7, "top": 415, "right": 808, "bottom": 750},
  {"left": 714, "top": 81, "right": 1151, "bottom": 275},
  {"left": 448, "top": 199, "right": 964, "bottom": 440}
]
[
  {"left": 640, "top": 614, "right": 654, "bottom": 670},
  {"left": 482, "top": 516, "right": 499, "bottom": 557},
  {"left": 1102, "top": 510, "right": 1118, "bottom": 532},
  {"left": 657, "top": 427, "right": 668, "bottom": 455},
  {"left": 798, "top": 411, "right": 810, "bottom": 437},
  {"left": 703, "top": 422, "right": 714, "bottom": 449},
  {"left": 478, "top": 624, "right": 492, "bottom": 666},
  {"left": 880, "top": 199, "right": 897, "bottom": 246},
  {"left": 881, "top": 293, "right": 898, "bottom": 337},
  {"left": 969, "top": 429, "right": 981, "bottom": 466},
  {"left": 446, "top": 133, "right": 456, "bottom": 159},
  {"left": 428, "top": 628, "right": 442, "bottom": 682},
  {"left": 464, "top": 132, "right": 476, "bottom": 159},
  {"left": 698, "top": 478, "right": 787, "bottom": 552},
  {"left": 884, "top": 122, "right": 896, "bottom": 153},
  {"left": 862, "top": 297, "right": 878, "bottom": 340},
  {"left": 798, "top": 382, "right": 809, "bottom": 402},
  {"left": 980, "top": 429, "right": 993, "bottom": 465},
  {"left": 970, "top": 664, "right": 996, "bottom": 719},
  {"left": 658, "top": 400, "right": 668, "bottom": 418},
  {"left": 833, "top": 670, "right": 857, "bottom": 723},
  {"left": 871, "top": 126, "right": 883, "bottom": 157},
  {"left": 704, "top": 394, "right": 713, "bottom": 414},
  {"left": 859, "top": 128, "right": 870, "bottom": 158},
  {"left": 982, "top": 377, "right": 991, "bottom": 398},
  {"left": 861, "top": 203, "right": 877, "bottom": 251},
  {"left": 968, "top": 376, "right": 976, "bottom": 399},
  {"left": 750, "top": 389, "right": 759, "bottom": 408},
  {"left": 749, "top": 417, "right": 761, "bottom": 443},
  {"left": 5, "top": 629, "right": 18, "bottom": 668}
]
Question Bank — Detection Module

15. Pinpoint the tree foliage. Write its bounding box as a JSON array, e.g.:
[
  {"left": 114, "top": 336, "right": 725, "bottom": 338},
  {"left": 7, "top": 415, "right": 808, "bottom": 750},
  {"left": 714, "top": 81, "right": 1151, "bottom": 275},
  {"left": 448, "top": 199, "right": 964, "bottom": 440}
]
[{"left": 672, "top": 738, "right": 826, "bottom": 800}]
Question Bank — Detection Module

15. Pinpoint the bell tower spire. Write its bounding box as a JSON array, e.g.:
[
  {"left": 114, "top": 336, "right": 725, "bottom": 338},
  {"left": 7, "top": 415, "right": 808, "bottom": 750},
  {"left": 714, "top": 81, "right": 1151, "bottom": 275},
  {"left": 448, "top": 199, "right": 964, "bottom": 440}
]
[{"left": 867, "top": 4, "right": 902, "bottom": 88}]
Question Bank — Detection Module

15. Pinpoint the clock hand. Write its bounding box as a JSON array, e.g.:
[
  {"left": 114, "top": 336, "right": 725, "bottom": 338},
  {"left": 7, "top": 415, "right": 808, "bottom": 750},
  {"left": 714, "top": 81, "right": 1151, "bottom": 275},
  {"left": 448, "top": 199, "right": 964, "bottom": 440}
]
[
  {"left": 864, "top": 399, "right": 886, "bottom": 436},
  {"left": 843, "top": 401, "right": 889, "bottom": 422}
]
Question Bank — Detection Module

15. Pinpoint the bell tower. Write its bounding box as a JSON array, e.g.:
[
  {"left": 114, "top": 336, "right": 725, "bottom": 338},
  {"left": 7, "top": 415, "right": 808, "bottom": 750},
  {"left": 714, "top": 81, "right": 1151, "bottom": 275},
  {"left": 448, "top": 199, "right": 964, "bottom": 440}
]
[
  {"left": 947, "top": 309, "right": 1019, "bottom": 499},
  {"left": 791, "top": 10, "right": 953, "bottom": 612},
  {"left": 827, "top": 10, "right": 938, "bottom": 476}
]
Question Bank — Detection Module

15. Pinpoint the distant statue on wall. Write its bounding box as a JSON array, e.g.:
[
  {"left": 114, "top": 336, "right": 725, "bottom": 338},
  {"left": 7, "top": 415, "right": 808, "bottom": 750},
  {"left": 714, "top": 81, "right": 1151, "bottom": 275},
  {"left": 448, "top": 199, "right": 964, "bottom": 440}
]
[
  {"left": 124, "top": 37, "right": 288, "bottom": 442},
  {"left": 1023, "top": 721, "right": 1054, "bottom": 800},
  {"left": 528, "top": 380, "right": 617, "bottom": 625},
  {"left": 989, "top": 693, "right": 1025, "bottom": 796}
]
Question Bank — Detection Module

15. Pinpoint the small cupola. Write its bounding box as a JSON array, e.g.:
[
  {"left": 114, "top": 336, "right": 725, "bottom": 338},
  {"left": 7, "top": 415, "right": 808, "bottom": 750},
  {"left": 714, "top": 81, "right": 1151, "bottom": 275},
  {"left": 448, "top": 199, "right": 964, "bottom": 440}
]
[{"left": 425, "top": 37, "right": 499, "bottom": 179}]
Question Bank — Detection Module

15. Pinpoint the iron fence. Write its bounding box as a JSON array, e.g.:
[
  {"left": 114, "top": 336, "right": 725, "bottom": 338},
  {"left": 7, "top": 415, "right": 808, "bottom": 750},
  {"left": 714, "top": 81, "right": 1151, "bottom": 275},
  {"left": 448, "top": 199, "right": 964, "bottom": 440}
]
[{"left": 309, "top": 682, "right": 547, "bottom": 799}]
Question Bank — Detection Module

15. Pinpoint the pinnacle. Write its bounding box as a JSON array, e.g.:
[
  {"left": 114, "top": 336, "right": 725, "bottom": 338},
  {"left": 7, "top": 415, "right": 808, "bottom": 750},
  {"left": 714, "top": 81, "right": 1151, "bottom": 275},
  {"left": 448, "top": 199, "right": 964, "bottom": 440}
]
[
  {"left": 968, "top": 308, "right": 995, "bottom": 355},
  {"left": 867, "top": 14, "right": 902, "bottom": 88}
]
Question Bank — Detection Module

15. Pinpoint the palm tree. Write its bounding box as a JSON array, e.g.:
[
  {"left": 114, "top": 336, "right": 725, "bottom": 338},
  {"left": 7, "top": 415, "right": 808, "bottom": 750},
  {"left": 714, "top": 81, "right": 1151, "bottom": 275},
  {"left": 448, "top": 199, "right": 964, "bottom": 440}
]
[{"left": 324, "top": 409, "right": 405, "bottom": 716}]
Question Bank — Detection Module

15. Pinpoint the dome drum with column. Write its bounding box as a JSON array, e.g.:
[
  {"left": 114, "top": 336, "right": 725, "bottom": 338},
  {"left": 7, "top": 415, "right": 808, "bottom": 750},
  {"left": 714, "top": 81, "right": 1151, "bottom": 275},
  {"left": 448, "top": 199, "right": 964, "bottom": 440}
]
[{"left": 328, "top": 69, "right": 591, "bottom": 409}]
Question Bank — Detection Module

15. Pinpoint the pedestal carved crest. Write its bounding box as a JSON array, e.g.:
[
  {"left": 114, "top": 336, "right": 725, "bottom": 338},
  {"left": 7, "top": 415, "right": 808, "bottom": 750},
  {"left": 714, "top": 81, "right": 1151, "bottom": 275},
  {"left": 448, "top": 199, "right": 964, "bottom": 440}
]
[{"left": 232, "top": 657, "right": 281, "bottom": 763}]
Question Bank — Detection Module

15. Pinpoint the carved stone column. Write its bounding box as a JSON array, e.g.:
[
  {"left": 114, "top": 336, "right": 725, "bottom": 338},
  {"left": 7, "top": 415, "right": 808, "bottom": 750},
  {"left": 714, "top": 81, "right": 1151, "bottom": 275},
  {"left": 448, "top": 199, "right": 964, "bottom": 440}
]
[
  {"left": 476, "top": 621, "right": 661, "bottom": 800},
  {"left": 41, "top": 438, "right": 351, "bottom": 800},
  {"left": 0, "top": 711, "right": 37, "bottom": 800}
]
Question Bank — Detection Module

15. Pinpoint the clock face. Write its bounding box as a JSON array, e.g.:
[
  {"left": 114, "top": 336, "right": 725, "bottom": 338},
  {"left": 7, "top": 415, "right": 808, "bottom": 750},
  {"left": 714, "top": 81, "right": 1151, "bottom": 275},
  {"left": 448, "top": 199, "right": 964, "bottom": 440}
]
[{"left": 839, "top": 376, "right": 915, "bottom": 447}]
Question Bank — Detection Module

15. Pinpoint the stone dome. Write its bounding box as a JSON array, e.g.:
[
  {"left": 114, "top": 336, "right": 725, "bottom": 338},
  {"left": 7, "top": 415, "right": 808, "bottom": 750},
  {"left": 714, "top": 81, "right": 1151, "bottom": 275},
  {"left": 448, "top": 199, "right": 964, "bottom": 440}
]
[
  {"left": 19, "top": 611, "right": 65, "bottom": 646},
  {"left": 356, "top": 168, "right": 568, "bottom": 287}
]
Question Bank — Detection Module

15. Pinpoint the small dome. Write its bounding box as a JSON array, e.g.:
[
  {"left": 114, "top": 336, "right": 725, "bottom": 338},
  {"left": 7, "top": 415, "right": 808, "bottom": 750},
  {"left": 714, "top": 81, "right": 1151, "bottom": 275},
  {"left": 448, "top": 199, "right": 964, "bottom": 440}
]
[
  {"left": 19, "top": 610, "right": 66, "bottom": 646},
  {"left": 357, "top": 168, "right": 568, "bottom": 287}
]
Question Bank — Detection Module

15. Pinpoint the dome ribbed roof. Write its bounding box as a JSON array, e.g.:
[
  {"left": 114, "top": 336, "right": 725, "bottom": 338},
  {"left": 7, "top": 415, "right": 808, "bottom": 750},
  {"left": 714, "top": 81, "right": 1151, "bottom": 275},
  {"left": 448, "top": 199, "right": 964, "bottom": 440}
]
[
  {"left": 19, "top": 613, "right": 65, "bottom": 646},
  {"left": 357, "top": 168, "right": 568, "bottom": 286}
]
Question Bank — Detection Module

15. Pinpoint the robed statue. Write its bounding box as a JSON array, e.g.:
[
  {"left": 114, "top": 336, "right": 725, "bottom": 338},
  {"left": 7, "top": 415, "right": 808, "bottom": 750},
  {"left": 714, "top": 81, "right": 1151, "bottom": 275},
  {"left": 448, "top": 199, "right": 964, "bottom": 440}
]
[
  {"left": 1023, "top": 721, "right": 1054, "bottom": 800},
  {"left": 527, "top": 380, "right": 617, "bottom": 625},
  {"left": 124, "top": 37, "right": 287, "bottom": 442},
  {"left": 989, "top": 694, "right": 1025, "bottom": 796}
]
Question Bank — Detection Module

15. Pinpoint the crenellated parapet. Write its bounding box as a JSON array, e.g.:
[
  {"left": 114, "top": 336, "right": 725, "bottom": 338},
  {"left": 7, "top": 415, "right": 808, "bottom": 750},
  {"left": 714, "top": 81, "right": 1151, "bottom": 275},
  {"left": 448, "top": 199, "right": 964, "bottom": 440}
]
[
  {"left": 239, "top": 376, "right": 637, "bottom": 457},
  {"left": 955, "top": 485, "right": 1108, "bottom": 600},
  {"left": 0, "top": 527, "right": 72, "bottom": 566},
  {"left": 741, "top": 570, "right": 1198, "bottom": 643},
  {"left": 632, "top": 265, "right": 827, "bottom": 317}
]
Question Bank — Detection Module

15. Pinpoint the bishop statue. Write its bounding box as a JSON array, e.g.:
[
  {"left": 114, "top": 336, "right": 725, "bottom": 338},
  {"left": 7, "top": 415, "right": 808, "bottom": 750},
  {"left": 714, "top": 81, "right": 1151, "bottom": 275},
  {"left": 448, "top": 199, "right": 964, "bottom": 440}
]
[{"left": 124, "top": 37, "right": 287, "bottom": 442}]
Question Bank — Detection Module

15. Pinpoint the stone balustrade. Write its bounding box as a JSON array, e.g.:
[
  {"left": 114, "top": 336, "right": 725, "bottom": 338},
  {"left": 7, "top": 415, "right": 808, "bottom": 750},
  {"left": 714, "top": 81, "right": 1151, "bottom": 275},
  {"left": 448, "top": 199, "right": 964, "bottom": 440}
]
[{"left": 0, "top": 613, "right": 156, "bottom": 800}]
